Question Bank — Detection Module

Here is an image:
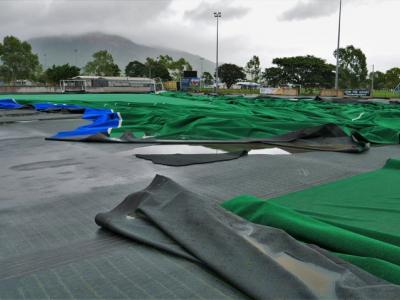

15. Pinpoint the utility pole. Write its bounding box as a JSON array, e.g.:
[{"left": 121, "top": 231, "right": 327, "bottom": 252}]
[
  {"left": 371, "top": 64, "right": 375, "bottom": 94},
  {"left": 200, "top": 57, "right": 204, "bottom": 88},
  {"left": 214, "top": 11, "right": 221, "bottom": 93},
  {"left": 335, "top": 0, "right": 342, "bottom": 90},
  {"left": 74, "top": 49, "right": 78, "bottom": 66},
  {"left": 44, "top": 53, "right": 47, "bottom": 69},
  {"left": 200, "top": 57, "right": 204, "bottom": 78}
]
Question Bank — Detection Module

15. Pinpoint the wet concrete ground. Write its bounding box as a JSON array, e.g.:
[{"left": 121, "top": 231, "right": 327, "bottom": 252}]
[{"left": 1, "top": 110, "right": 400, "bottom": 298}]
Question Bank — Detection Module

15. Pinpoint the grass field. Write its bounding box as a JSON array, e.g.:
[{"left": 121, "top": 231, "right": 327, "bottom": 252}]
[{"left": 372, "top": 90, "right": 400, "bottom": 98}]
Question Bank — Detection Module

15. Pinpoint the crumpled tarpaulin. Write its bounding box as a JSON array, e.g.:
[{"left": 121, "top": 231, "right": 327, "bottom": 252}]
[
  {"left": 3, "top": 93, "right": 400, "bottom": 150},
  {"left": 32, "top": 103, "right": 86, "bottom": 113},
  {"left": 52, "top": 108, "right": 121, "bottom": 138},
  {"left": 49, "top": 123, "right": 370, "bottom": 153},
  {"left": 95, "top": 175, "right": 400, "bottom": 299},
  {"left": 223, "top": 158, "right": 400, "bottom": 285},
  {"left": 0, "top": 98, "right": 122, "bottom": 138},
  {"left": 0, "top": 98, "right": 24, "bottom": 109}
]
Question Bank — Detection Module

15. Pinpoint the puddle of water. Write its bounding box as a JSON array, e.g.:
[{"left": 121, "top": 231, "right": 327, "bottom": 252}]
[
  {"left": 239, "top": 229, "right": 338, "bottom": 298},
  {"left": 131, "top": 144, "right": 292, "bottom": 155},
  {"left": 131, "top": 145, "right": 226, "bottom": 155},
  {"left": 249, "top": 148, "right": 290, "bottom": 155},
  {"left": 275, "top": 253, "right": 339, "bottom": 298}
]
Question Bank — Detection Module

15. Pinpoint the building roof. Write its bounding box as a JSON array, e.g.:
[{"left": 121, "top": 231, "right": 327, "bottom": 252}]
[
  {"left": 73, "top": 76, "right": 153, "bottom": 81},
  {"left": 236, "top": 81, "right": 261, "bottom": 86}
]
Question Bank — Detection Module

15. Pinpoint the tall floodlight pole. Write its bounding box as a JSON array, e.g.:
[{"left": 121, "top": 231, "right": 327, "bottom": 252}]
[
  {"left": 335, "top": 0, "right": 342, "bottom": 90},
  {"left": 200, "top": 57, "right": 204, "bottom": 77},
  {"left": 74, "top": 49, "right": 78, "bottom": 66},
  {"left": 214, "top": 11, "right": 221, "bottom": 93},
  {"left": 371, "top": 64, "right": 375, "bottom": 93},
  {"left": 44, "top": 53, "right": 47, "bottom": 69},
  {"left": 200, "top": 57, "right": 204, "bottom": 88}
]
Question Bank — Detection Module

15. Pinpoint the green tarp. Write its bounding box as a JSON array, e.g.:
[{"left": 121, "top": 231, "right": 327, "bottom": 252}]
[
  {"left": 222, "top": 158, "right": 400, "bottom": 284},
  {"left": 5, "top": 92, "right": 400, "bottom": 143}
]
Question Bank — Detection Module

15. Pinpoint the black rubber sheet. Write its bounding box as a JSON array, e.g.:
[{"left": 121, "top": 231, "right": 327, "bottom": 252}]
[
  {"left": 135, "top": 151, "right": 247, "bottom": 166},
  {"left": 96, "top": 175, "right": 400, "bottom": 300}
]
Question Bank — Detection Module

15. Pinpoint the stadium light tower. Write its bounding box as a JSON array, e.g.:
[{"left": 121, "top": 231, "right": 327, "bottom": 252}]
[
  {"left": 214, "top": 11, "right": 221, "bottom": 93},
  {"left": 74, "top": 49, "right": 78, "bottom": 66},
  {"left": 335, "top": 0, "right": 342, "bottom": 90},
  {"left": 200, "top": 57, "right": 204, "bottom": 88}
]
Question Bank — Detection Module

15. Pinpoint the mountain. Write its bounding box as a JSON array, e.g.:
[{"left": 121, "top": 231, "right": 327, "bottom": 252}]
[{"left": 28, "top": 32, "right": 215, "bottom": 75}]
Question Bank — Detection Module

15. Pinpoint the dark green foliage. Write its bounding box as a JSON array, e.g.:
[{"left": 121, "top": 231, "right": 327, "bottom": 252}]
[
  {"left": 145, "top": 57, "right": 171, "bottom": 81},
  {"left": 369, "top": 68, "right": 400, "bottom": 90},
  {"left": 202, "top": 72, "right": 213, "bottom": 85},
  {"left": 334, "top": 45, "right": 368, "bottom": 89},
  {"left": 138, "top": 55, "right": 192, "bottom": 81},
  {"left": 218, "top": 63, "right": 246, "bottom": 88},
  {"left": 262, "top": 67, "right": 287, "bottom": 87},
  {"left": 125, "top": 60, "right": 147, "bottom": 77},
  {"left": 384, "top": 68, "right": 400, "bottom": 89},
  {"left": 45, "top": 64, "right": 80, "bottom": 84},
  {"left": 262, "top": 55, "right": 335, "bottom": 88},
  {"left": 83, "top": 50, "right": 120, "bottom": 76},
  {"left": 157, "top": 55, "right": 192, "bottom": 80},
  {"left": 0, "top": 36, "right": 41, "bottom": 82},
  {"left": 369, "top": 71, "right": 386, "bottom": 90},
  {"left": 245, "top": 55, "right": 261, "bottom": 82}
]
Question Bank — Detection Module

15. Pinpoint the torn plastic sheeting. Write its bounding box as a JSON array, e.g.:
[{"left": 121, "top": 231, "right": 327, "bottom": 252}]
[{"left": 95, "top": 175, "right": 400, "bottom": 300}]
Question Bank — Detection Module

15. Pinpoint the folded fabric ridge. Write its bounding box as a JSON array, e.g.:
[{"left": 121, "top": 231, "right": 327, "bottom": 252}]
[{"left": 96, "top": 175, "right": 400, "bottom": 299}]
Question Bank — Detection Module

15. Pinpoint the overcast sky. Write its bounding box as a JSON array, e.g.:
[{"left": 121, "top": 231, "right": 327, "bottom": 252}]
[{"left": 0, "top": 0, "right": 399, "bottom": 71}]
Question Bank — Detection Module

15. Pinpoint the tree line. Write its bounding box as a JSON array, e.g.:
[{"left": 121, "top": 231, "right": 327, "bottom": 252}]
[
  {"left": 0, "top": 36, "right": 196, "bottom": 84},
  {"left": 0, "top": 35, "right": 399, "bottom": 90},
  {"left": 221, "top": 47, "right": 399, "bottom": 90}
]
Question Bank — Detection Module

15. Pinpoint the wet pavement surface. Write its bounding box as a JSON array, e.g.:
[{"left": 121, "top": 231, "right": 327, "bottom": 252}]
[{"left": 1, "top": 111, "right": 400, "bottom": 298}]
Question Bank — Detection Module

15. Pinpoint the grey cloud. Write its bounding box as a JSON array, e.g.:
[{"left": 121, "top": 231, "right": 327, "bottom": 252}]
[
  {"left": 0, "top": 0, "right": 173, "bottom": 39},
  {"left": 183, "top": 1, "right": 250, "bottom": 22},
  {"left": 279, "top": 0, "right": 344, "bottom": 21},
  {"left": 0, "top": 0, "right": 223, "bottom": 63}
]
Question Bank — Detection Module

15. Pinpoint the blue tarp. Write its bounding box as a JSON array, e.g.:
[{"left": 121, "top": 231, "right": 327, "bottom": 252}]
[
  {"left": 0, "top": 98, "right": 24, "bottom": 109},
  {"left": 33, "top": 103, "right": 85, "bottom": 111},
  {"left": 53, "top": 108, "right": 121, "bottom": 138},
  {"left": 0, "top": 98, "right": 121, "bottom": 138}
]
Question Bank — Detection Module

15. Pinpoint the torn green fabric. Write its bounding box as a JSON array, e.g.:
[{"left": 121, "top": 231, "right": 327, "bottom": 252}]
[
  {"left": 6, "top": 92, "right": 400, "bottom": 144},
  {"left": 222, "top": 159, "right": 400, "bottom": 284}
]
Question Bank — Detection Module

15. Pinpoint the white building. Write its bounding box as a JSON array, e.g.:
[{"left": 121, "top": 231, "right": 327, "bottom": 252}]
[{"left": 60, "top": 76, "right": 158, "bottom": 93}]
